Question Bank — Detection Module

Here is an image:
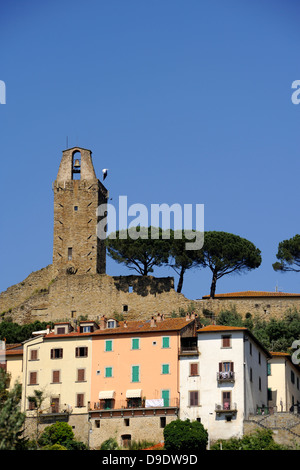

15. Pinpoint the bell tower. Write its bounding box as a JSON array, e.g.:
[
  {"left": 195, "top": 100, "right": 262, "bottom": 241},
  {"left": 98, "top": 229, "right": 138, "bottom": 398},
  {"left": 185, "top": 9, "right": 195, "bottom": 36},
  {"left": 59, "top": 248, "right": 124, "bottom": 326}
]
[{"left": 53, "top": 147, "right": 108, "bottom": 275}]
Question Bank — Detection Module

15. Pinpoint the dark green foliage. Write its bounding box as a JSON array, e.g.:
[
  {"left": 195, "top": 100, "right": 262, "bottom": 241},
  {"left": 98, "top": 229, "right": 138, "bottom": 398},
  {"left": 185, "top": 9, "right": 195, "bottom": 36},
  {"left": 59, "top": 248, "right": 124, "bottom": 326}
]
[
  {"left": 163, "top": 419, "right": 208, "bottom": 452},
  {"left": 211, "top": 429, "right": 287, "bottom": 450},
  {"left": 0, "top": 369, "right": 26, "bottom": 450},
  {"left": 38, "top": 421, "right": 87, "bottom": 450},
  {"left": 106, "top": 227, "right": 170, "bottom": 275},
  {"left": 273, "top": 234, "right": 300, "bottom": 272},
  {"left": 194, "top": 231, "right": 262, "bottom": 298},
  {"left": 0, "top": 320, "right": 53, "bottom": 344},
  {"left": 100, "top": 437, "right": 119, "bottom": 450},
  {"left": 216, "top": 307, "right": 300, "bottom": 353}
]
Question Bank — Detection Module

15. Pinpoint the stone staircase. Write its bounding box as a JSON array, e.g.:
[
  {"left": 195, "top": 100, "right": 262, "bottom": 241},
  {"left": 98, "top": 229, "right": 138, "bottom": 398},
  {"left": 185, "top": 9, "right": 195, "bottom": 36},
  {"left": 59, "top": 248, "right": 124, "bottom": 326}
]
[{"left": 245, "top": 412, "right": 300, "bottom": 447}]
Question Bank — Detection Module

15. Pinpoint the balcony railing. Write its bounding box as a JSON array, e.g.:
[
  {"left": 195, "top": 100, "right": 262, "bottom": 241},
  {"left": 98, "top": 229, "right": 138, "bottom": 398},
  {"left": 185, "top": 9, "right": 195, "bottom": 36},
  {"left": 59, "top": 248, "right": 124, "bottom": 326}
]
[
  {"left": 217, "top": 371, "right": 235, "bottom": 382},
  {"left": 178, "top": 346, "right": 199, "bottom": 356},
  {"left": 215, "top": 402, "right": 237, "bottom": 414},
  {"left": 89, "top": 397, "right": 179, "bottom": 411}
]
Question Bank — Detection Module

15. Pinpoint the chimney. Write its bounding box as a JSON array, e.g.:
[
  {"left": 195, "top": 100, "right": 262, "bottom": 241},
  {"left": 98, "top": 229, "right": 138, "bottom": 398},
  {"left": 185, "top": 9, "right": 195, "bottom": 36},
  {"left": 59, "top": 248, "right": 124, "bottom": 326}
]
[
  {"left": 99, "top": 315, "right": 107, "bottom": 330},
  {"left": 150, "top": 316, "right": 157, "bottom": 327},
  {"left": 46, "top": 325, "right": 51, "bottom": 334},
  {"left": 186, "top": 313, "right": 191, "bottom": 321},
  {"left": 124, "top": 321, "right": 127, "bottom": 328},
  {"left": 156, "top": 313, "right": 162, "bottom": 322}
]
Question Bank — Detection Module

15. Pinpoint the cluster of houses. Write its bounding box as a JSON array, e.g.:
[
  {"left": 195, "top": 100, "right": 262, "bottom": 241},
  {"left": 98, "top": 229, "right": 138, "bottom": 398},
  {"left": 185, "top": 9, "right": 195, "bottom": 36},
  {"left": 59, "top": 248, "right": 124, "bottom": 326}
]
[{"left": 2, "top": 313, "right": 300, "bottom": 448}]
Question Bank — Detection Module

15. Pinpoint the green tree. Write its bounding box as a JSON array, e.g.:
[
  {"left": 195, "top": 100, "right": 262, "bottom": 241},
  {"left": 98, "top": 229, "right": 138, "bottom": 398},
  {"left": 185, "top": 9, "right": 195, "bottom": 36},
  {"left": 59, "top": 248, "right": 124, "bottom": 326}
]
[
  {"left": 273, "top": 234, "right": 300, "bottom": 273},
  {"left": 168, "top": 230, "right": 202, "bottom": 293},
  {"left": 0, "top": 369, "right": 26, "bottom": 450},
  {"left": 194, "top": 231, "right": 261, "bottom": 298},
  {"left": 106, "top": 227, "right": 170, "bottom": 276},
  {"left": 38, "top": 422, "right": 75, "bottom": 447},
  {"left": 163, "top": 419, "right": 208, "bottom": 452},
  {"left": 28, "top": 389, "right": 46, "bottom": 441}
]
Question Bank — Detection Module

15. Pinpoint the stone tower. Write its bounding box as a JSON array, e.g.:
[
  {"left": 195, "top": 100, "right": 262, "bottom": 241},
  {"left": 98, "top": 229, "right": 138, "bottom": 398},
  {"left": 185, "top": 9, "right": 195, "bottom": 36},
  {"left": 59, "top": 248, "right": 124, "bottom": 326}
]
[{"left": 53, "top": 147, "right": 108, "bottom": 276}]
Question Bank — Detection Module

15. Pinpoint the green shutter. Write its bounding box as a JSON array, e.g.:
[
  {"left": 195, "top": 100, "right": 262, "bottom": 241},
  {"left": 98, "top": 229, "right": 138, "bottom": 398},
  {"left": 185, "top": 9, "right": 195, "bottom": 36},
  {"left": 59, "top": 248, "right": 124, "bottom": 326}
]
[
  {"left": 105, "top": 367, "right": 112, "bottom": 377},
  {"left": 162, "top": 364, "right": 169, "bottom": 374},
  {"left": 162, "top": 390, "right": 170, "bottom": 406},
  {"left": 132, "top": 338, "right": 139, "bottom": 350},
  {"left": 132, "top": 365, "right": 139, "bottom": 382},
  {"left": 162, "top": 337, "right": 170, "bottom": 348},
  {"left": 105, "top": 340, "right": 112, "bottom": 352}
]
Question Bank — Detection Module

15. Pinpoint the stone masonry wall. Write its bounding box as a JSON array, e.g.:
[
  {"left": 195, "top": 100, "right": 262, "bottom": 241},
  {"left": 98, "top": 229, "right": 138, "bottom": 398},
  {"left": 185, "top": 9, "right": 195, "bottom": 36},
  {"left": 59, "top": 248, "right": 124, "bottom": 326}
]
[{"left": 0, "top": 266, "right": 197, "bottom": 325}]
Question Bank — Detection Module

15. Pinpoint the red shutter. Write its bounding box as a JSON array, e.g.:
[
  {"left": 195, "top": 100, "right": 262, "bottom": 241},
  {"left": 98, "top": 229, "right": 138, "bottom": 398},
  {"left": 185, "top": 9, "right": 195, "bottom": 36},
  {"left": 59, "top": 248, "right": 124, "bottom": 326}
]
[
  {"left": 77, "top": 369, "right": 85, "bottom": 381},
  {"left": 29, "top": 372, "right": 37, "bottom": 385},
  {"left": 230, "top": 362, "right": 234, "bottom": 372},
  {"left": 53, "top": 370, "right": 60, "bottom": 382}
]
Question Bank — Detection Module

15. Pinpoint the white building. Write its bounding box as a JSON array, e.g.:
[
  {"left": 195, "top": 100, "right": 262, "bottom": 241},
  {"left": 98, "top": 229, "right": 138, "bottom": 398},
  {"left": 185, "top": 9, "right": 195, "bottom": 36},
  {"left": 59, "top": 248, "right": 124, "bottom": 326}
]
[{"left": 179, "top": 325, "right": 270, "bottom": 442}]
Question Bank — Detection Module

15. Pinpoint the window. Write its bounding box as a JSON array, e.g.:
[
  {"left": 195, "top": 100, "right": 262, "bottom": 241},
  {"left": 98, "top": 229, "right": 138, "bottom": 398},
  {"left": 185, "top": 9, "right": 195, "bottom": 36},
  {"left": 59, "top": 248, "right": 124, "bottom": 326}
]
[
  {"left": 56, "top": 327, "right": 65, "bottom": 334},
  {"left": 124, "top": 418, "right": 130, "bottom": 427},
  {"left": 190, "top": 363, "right": 199, "bottom": 376},
  {"left": 105, "top": 367, "right": 113, "bottom": 378},
  {"left": 52, "top": 370, "right": 60, "bottom": 383},
  {"left": 74, "top": 206, "right": 78, "bottom": 211},
  {"left": 160, "top": 417, "right": 166, "bottom": 428},
  {"left": 258, "top": 352, "right": 261, "bottom": 364},
  {"left": 105, "top": 340, "right": 113, "bottom": 352},
  {"left": 222, "top": 391, "right": 231, "bottom": 410},
  {"left": 128, "top": 286, "right": 133, "bottom": 293},
  {"left": 107, "top": 320, "right": 116, "bottom": 328},
  {"left": 51, "top": 348, "right": 63, "bottom": 359},
  {"left": 30, "top": 349, "right": 38, "bottom": 360},
  {"left": 162, "top": 337, "right": 170, "bottom": 349},
  {"left": 82, "top": 326, "right": 92, "bottom": 333},
  {"left": 75, "top": 347, "right": 88, "bottom": 357},
  {"left": 259, "top": 377, "right": 261, "bottom": 391},
  {"left": 68, "top": 247, "right": 72, "bottom": 261},
  {"left": 291, "top": 370, "right": 295, "bottom": 384},
  {"left": 162, "top": 390, "right": 170, "bottom": 406},
  {"left": 132, "top": 338, "right": 140, "bottom": 350},
  {"left": 77, "top": 368, "right": 85, "bottom": 382},
  {"left": 76, "top": 393, "right": 84, "bottom": 407},
  {"left": 132, "top": 365, "right": 140, "bottom": 383},
  {"left": 29, "top": 371, "right": 37, "bottom": 385},
  {"left": 123, "top": 305, "right": 128, "bottom": 313},
  {"left": 267, "top": 363, "right": 271, "bottom": 376},
  {"left": 221, "top": 335, "right": 231, "bottom": 348},
  {"left": 249, "top": 342, "right": 252, "bottom": 355},
  {"left": 162, "top": 364, "right": 170, "bottom": 374},
  {"left": 268, "top": 388, "right": 273, "bottom": 401},
  {"left": 250, "top": 367, "right": 253, "bottom": 382},
  {"left": 189, "top": 391, "right": 199, "bottom": 407}
]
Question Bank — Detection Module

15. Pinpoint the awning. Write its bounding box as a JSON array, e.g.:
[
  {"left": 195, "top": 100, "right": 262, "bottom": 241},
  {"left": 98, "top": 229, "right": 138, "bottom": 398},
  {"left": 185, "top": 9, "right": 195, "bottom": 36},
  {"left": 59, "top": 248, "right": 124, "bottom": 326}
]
[
  {"left": 99, "top": 390, "right": 115, "bottom": 399},
  {"left": 126, "top": 389, "right": 142, "bottom": 398}
]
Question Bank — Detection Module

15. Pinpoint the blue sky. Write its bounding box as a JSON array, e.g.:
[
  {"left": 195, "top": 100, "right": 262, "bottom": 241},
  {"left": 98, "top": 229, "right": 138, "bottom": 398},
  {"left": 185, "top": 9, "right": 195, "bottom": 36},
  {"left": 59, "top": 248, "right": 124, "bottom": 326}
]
[{"left": 1, "top": 0, "right": 300, "bottom": 301}]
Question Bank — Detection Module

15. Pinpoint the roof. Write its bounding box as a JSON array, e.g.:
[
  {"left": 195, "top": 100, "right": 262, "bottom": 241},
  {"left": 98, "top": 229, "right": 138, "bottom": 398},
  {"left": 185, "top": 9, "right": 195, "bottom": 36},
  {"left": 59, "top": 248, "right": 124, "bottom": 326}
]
[
  {"left": 197, "top": 325, "right": 271, "bottom": 358},
  {"left": 4, "top": 344, "right": 23, "bottom": 356},
  {"left": 201, "top": 291, "right": 300, "bottom": 299},
  {"left": 44, "top": 317, "right": 195, "bottom": 339}
]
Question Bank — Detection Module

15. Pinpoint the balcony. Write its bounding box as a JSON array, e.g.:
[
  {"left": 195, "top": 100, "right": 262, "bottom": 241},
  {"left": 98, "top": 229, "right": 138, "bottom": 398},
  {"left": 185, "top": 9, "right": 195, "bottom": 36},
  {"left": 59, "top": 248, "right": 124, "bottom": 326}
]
[
  {"left": 217, "top": 371, "right": 235, "bottom": 383},
  {"left": 215, "top": 402, "right": 237, "bottom": 416},
  {"left": 89, "top": 398, "right": 179, "bottom": 418},
  {"left": 178, "top": 346, "right": 199, "bottom": 356}
]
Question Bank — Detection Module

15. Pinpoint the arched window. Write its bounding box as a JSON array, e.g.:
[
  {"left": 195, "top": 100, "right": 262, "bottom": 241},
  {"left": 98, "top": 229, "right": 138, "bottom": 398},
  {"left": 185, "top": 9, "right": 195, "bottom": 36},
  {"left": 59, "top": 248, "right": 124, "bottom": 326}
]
[{"left": 72, "top": 150, "right": 81, "bottom": 180}]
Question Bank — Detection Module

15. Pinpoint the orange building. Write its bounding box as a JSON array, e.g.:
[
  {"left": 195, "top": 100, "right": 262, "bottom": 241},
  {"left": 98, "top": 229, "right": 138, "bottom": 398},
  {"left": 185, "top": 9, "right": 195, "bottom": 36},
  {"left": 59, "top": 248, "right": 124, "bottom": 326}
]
[{"left": 90, "top": 314, "right": 197, "bottom": 410}]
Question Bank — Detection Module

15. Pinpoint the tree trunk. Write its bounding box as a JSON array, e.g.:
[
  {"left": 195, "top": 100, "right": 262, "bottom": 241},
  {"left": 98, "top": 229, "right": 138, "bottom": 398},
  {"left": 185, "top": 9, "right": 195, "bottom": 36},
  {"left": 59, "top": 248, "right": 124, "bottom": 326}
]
[
  {"left": 210, "top": 271, "right": 218, "bottom": 298},
  {"left": 177, "top": 266, "right": 186, "bottom": 293}
]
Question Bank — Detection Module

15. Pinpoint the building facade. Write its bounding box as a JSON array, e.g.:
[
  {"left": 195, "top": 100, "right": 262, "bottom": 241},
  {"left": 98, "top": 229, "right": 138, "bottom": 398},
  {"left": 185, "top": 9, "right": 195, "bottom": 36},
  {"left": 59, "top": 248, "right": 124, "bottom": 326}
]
[
  {"left": 179, "top": 325, "right": 270, "bottom": 442},
  {"left": 268, "top": 352, "right": 300, "bottom": 412}
]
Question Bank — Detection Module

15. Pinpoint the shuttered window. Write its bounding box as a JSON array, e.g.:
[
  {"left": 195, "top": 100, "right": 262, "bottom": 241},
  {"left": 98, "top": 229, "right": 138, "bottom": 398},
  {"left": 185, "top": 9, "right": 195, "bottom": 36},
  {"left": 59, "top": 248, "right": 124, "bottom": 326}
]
[
  {"left": 189, "top": 391, "right": 199, "bottom": 407},
  {"left": 221, "top": 335, "right": 231, "bottom": 348},
  {"left": 51, "top": 348, "right": 63, "bottom": 359},
  {"left": 77, "top": 368, "right": 85, "bottom": 382},
  {"left": 30, "top": 349, "right": 38, "bottom": 360},
  {"left": 132, "top": 338, "right": 139, "bottom": 350},
  {"left": 190, "top": 363, "right": 199, "bottom": 376},
  {"left": 29, "top": 371, "right": 37, "bottom": 385},
  {"left": 105, "top": 340, "right": 112, "bottom": 352},
  {"left": 162, "top": 337, "right": 170, "bottom": 349},
  {"left": 75, "top": 347, "right": 88, "bottom": 357},
  {"left": 132, "top": 365, "right": 140, "bottom": 382},
  {"left": 76, "top": 393, "right": 84, "bottom": 407},
  {"left": 105, "top": 367, "right": 113, "bottom": 378},
  {"left": 52, "top": 370, "right": 60, "bottom": 383},
  {"left": 162, "top": 364, "right": 170, "bottom": 374}
]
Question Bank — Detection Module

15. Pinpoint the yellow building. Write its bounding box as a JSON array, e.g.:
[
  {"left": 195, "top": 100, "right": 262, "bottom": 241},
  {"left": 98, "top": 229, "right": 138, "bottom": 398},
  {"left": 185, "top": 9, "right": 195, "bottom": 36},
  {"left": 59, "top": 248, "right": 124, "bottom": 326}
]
[{"left": 268, "top": 352, "right": 300, "bottom": 412}]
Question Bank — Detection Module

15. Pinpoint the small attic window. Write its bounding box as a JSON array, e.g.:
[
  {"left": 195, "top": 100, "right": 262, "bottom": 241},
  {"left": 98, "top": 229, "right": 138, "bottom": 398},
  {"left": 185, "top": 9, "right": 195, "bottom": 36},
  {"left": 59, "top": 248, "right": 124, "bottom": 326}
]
[{"left": 74, "top": 206, "right": 78, "bottom": 211}]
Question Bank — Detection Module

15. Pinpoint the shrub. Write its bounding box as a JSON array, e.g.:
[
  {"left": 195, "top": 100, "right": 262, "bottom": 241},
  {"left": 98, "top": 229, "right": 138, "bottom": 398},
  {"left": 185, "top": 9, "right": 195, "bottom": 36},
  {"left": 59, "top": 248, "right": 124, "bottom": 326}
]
[{"left": 164, "top": 419, "right": 208, "bottom": 453}]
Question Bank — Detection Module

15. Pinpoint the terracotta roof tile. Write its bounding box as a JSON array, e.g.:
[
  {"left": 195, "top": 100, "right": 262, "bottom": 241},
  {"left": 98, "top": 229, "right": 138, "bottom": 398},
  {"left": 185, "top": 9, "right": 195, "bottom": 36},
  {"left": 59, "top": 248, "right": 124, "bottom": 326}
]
[{"left": 202, "top": 291, "right": 300, "bottom": 299}]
